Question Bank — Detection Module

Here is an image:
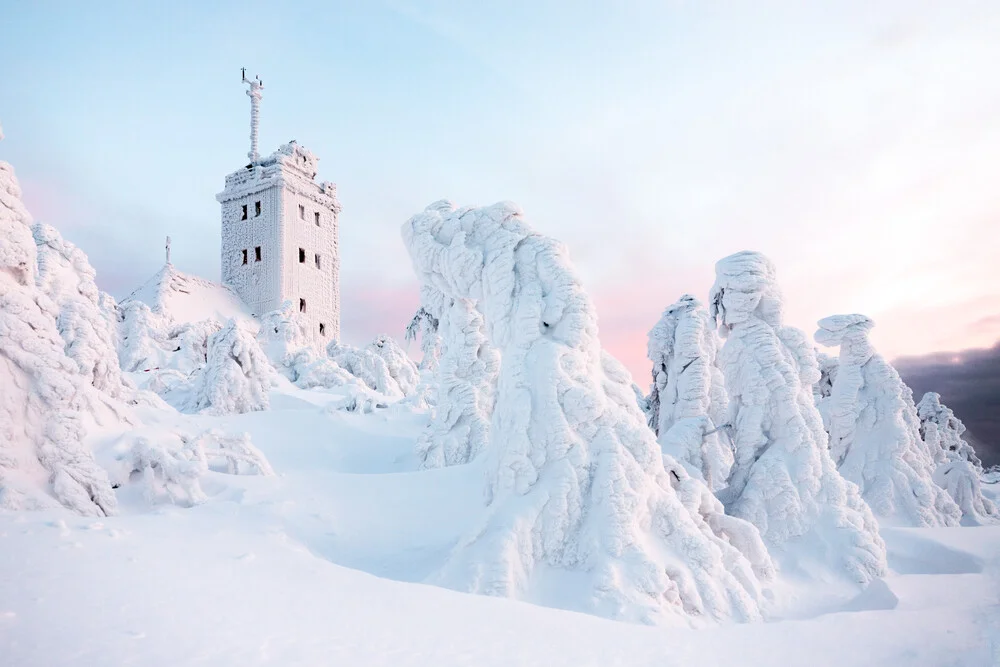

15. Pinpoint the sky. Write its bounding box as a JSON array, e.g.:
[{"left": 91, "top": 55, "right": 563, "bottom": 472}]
[{"left": 2, "top": 0, "right": 999, "bottom": 383}]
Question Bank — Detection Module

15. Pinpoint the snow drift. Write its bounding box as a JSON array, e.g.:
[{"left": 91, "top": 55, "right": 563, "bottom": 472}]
[
  {"left": 0, "top": 158, "right": 117, "bottom": 516},
  {"left": 403, "top": 200, "right": 773, "bottom": 626},
  {"left": 646, "top": 294, "right": 732, "bottom": 490},
  {"left": 710, "top": 252, "right": 885, "bottom": 583},
  {"left": 814, "top": 315, "right": 960, "bottom": 527}
]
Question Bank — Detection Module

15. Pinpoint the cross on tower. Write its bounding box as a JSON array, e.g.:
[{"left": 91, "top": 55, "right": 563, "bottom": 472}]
[{"left": 165, "top": 236, "right": 172, "bottom": 265}]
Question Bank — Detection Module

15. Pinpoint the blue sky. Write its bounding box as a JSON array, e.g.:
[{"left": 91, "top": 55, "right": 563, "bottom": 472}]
[{"left": 3, "top": 1, "right": 999, "bottom": 378}]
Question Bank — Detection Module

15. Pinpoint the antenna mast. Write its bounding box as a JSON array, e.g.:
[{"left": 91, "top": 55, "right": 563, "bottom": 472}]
[
  {"left": 241, "top": 68, "right": 264, "bottom": 163},
  {"left": 165, "top": 236, "right": 172, "bottom": 265}
]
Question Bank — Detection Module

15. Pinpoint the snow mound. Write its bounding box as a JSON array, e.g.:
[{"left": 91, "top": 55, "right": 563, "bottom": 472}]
[
  {"left": 402, "top": 200, "right": 773, "bottom": 626},
  {"left": 32, "top": 223, "right": 131, "bottom": 400},
  {"left": 257, "top": 302, "right": 352, "bottom": 389},
  {"left": 187, "top": 319, "right": 274, "bottom": 415},
  {"left": 917, "top": 392, "right": 997, "bottom": 524},
  {"left": 710, "top": 252, "right": 886, "bottom": 584},
  {"left": 122, "top": 262, "right": 252, "bottom": 325},
  {"left": 646, "top": 294, "right": 732, "bottom": 490},
  {"left": 0, "top": 159, "right": 116, "bottom": 516},
  {"left": 815, "top": 315, "right": 960, "bottom": 527}
]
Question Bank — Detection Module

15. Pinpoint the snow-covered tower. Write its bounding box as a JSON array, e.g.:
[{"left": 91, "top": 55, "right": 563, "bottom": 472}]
[{"left": 216, "top": 71, "right": 342, "bottom": 343}]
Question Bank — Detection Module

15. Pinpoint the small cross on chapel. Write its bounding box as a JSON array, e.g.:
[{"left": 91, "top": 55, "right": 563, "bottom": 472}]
[{"left": 216, "top": 69, "right": 342, "bottom": 343}]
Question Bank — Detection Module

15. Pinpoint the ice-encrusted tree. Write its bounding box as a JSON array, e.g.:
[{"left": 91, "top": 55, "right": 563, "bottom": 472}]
[
  {"left": 0, "top": 157, "right": 116, "bottom": 516},
  {"left": 646, "top": 294, "right": 732, "bottom": 490},
  {"left": 368, "top": 334, "right": 420, "bottom": 396},
  {"left": 32, "top": 223, "right": 130, "bottom": 400},
  {"left": 328, "top": 339, "right": 404, "bottom": 398},
  {"left": 815, "top": 315, "right": 960, "bottom": 527},
  {"left": 119, "top": 300, "right": 170, "bottom": 372},
  {"left": 710, "top": 252, "right": 885, "bottom": 582},
  {"left": 406, "top": 287, "right": 443, "bottom": 374},
  {"left": 256, "top": 302, "right": 350, "bottom": 389},
  {"left": 814, "top": 351, "right": 838, "bottom": 403},
  {"left": 917, "top": 392, "right": 997, "bottom": 524},
  {"left": 187, "top": 319, "right": 273, "bottom": 414},
  {"left": 402, "top": 201, "right": 774, "bottom": 626},
  {"left": 416, "top": 295, "right": 499, "bottom": 468}
]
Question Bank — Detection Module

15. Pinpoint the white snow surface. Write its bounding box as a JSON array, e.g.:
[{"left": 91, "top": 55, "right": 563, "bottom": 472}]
[
  {"left": 1, "top": 384, "right": 999, "bottom": 666},
  {"left": 403, "top": 201, "right": 773, "bottom": 626},
  {"left": 710, "top": 252, "right": 887, "bottom": 584},
  {"left": 815, "top": 315, "right": 961, "bottom": 528},
  {"left": 122, "top": 262, "right": 253, "bottom": 326},
  {"left": 646, "top": 294, "right": 732, "bottom": 490}
]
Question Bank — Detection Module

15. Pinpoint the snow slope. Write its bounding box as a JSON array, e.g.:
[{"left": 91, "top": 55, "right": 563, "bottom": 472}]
[{"left": 1, "top": 381, "right": 998, "bottom": 666}]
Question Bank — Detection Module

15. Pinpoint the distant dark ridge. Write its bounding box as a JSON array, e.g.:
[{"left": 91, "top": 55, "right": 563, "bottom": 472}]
[{"left": 895, "top": 342, "right": 1000, "bottom": 468}]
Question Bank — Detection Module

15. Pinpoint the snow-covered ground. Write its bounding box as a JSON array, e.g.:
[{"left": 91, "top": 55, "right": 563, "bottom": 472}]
[{"left": 1, "top": 377, "right": 998, "bottom": 666}]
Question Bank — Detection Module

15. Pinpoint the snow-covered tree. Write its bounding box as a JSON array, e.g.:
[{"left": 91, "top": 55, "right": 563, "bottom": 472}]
[
  {"left": 187, "top": 319, "right": 273, "bottom": 414},
  {"left": 406, "top": 287, "right": 442, "bottom": 374},
  {"left": 646, "top": 294, "right": 731, "bottom": 490},
  {"left": 256, "top": 302, "right": 350, "bottom": 389},
  {"left": 367, "top": 334, "right": 420, "bottom": 396},
  {"left": 917, "top": 392, "right": 982, "bottom": 468},
  {"left": 917, "top": 392, "right": 997, "bottom": 524},
  {"left": 119, "top": 300, "right": 170, "bottom": 372},
  {"left": 32, "top": 223, "right": 131, "bottom": 400},
  {"left": 416, "top": 296, "right": 499, "bottom": 468},
  {"left": 166, "top": 318, "right": 224, "bottom": 376},
  {"left": 0, "top": 157, "right": 116, "bottom": 516},
  {"left": 814, "top": 351, "right": 837, "bottom": 403},
  {"left": 403, "top": 201, "right": 773, "bottom": 626},
  {"left": 327, "top": 339, "right": 403, "bottom": 398},
  {"left": 710, "top": 252, "right": 885, "bottom": 583},
  {"left": 814, "top": 315, "right": 960, "bottom": 527}
]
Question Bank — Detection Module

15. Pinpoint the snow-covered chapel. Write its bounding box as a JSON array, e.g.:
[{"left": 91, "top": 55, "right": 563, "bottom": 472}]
[{"left": 216, "top": 72, "right": 342, "bottom": 343}]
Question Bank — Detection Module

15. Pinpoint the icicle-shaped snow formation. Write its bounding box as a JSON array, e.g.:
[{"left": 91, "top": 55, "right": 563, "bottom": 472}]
[
  {"left": 187, "top": 319, "right": 273, "bottom": 414},
  {"left": 32, "top": 223, "right": 130, "bottom": 399},
  {"left": 815, "top": 315, "right": 961, "bottom": 527},
  {"left": 646, "top": 294, "right": 732, "bottom": 490},
  {"left": 0, "top": 158, "right": 117, "bottom": 516},
  {"left": 710, "top": 252, "right": 885, "bottom": 583},
  {"left": 917, "top": 392, "right": 997, "bottom": 524},
  {"left": 403, "top": 201, "right": 773, "bottom": 626},
  {"left": 416, "top": 295, "right": 499, "bottom": 468}
]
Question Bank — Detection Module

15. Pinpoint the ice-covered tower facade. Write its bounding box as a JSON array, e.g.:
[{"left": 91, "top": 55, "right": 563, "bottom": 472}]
[{"left": 216, "top": 72, "right": 342, "bottom": 344}]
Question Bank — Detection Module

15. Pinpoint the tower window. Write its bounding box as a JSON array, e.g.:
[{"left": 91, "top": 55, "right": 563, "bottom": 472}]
[
  {"left": 314, "top": 253, "right": 321, "bottom": 269},
  {"left": 255, "top": 246, "right": 262, "bottom": 262},
  {"left": 298, "top": 204, "right": 305, "bottom": 220},
  {"left": 299, "top": 248, "right": 306, "bottom": 263},
  {"left": 242, "top": 249, "right": 248, "bottom": 265},
  {"left": 299, "top": 298, "right": 306, "bottom": 313},
  {"left": 241, "top": 204, "right": 248, "bottom": 220},
  {"left": 255, "top": 201, "right": 261, "bottom": 216},
  {"left": 319, "top": 323, "right": 326, "bottom": 336},
  {"left": 314, "top": 211, "right": 321, "bottom": 226}
]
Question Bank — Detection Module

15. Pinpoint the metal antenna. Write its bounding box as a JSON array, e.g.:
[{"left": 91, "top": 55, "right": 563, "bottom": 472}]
[{"left": 241, "top": 68, "right": 264, "bottom": 163}]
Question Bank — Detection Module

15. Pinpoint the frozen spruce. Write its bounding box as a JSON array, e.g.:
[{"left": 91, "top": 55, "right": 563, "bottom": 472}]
[
  {"left": 328, "top": 339, "right": 406, "bottom": 398},
  {"left": 416, "top": 295, "right": 499, "bottom": 468},
  {"left": 710, "top": 252, "right": 885, "bottom": 583},
  {"left": 646, "top": 294, "right": 732, "bottom": 490},
  {"left": 406, "top": 289, "right": 443, "bottom": 375},
  {"left": 917, "top": 392, "right": 997, "bottom": 524},
  {"left": 258, "top": 302, "right": 350, "bottom": 389},
  {"left": 32, "top": 223, "right": 131, "bottom": 400},
  {"left": 815, "top": 315, "right": 961, "bottom": 527},
  {"left": 367, "top": 334, "right": 421, "bottom": 397},
  {"left": 187, "top": 319, "right": 274, "bottom": 414},
  {"left": 402, "top": 200, "right": 773, "bottom": 626},
  {"left": 0, "top": 157, "right": 116, "bottom": 516}
]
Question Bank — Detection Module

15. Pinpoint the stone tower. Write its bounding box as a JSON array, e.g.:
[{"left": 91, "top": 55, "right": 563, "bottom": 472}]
[{"left": 216, "top": 72, "right": 342, "bottom": 343}]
